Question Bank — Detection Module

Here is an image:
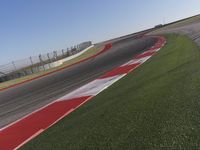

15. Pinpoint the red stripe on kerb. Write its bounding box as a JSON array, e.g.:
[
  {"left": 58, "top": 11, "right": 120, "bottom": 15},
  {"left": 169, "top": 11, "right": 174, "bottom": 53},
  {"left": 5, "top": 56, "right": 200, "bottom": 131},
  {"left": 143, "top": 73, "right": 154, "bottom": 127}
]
[
  {"left": 0, "top": 96, "right": 90, "bottom": 150},
  {"left": 100, "top": 63, "right": 140, "bottom": 78}
]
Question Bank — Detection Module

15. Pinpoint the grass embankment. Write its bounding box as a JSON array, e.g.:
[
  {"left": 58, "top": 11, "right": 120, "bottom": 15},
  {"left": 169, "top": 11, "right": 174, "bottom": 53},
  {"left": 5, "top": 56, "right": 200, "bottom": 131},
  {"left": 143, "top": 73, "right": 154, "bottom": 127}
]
[
  {"left": 22, "top": 34, "right": 200, "bottom": 149},
  {"left": 0, "top": 45, "right": 103, "bottom": 90}
]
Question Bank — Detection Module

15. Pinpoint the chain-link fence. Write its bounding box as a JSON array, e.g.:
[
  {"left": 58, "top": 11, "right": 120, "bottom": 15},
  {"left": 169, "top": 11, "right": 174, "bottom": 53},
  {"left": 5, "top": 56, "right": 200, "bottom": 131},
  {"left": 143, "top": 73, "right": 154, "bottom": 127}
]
[{"left": 0, "top": 41, "right": 92, "bottom": 83}]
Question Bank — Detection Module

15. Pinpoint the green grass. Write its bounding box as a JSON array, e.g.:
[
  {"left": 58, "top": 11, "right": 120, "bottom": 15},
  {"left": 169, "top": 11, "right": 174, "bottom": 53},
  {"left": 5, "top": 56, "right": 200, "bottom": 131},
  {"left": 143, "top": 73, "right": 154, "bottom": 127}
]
[
  {"left": 0, "top": 45, "right": 103, "bottom": 90},
  {"left": 22, "top": 34, "right": 200, "bottom": 149}
]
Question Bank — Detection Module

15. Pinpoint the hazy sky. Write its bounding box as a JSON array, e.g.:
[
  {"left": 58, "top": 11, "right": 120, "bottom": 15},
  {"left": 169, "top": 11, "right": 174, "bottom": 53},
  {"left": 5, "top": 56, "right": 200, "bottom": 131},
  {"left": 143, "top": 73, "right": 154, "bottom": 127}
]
[{"left": 0, "top": 0, "right": 200, "bottom": 64}]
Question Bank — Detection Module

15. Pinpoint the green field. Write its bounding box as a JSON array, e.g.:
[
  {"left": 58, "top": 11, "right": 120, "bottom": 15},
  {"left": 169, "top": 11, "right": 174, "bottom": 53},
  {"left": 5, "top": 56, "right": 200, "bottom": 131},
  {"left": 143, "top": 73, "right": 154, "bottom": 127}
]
[
  {"left": 0, "top": 45, "right": 103, "bottom": 90},
  {"left": 22, "top": 34, "right": 200, "bottom": 149}
]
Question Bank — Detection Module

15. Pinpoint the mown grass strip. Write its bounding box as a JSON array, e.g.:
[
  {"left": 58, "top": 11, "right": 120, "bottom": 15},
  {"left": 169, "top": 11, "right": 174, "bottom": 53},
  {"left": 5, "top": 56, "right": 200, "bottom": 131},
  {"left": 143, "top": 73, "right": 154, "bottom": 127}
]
[{"left": 22, "top": 34, "right": 200, "bottom": 149}]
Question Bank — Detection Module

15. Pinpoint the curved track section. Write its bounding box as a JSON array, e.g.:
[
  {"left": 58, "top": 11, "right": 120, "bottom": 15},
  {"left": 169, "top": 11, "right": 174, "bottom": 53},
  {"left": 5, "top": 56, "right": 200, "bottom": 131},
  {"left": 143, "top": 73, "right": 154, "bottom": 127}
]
[{"left": 0, "top": 36, "right": 157, "bottom": 129}]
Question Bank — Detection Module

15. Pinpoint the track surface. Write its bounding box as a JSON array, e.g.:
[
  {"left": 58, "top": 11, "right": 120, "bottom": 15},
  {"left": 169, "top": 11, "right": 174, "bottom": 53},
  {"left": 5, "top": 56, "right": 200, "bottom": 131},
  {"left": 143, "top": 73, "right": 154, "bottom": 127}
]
[
  {"left": 0, "top": 36, "right": 157, "bottom": 128},
  {"left": 150, "top": 19, "right": 200, "bottom": 46}
]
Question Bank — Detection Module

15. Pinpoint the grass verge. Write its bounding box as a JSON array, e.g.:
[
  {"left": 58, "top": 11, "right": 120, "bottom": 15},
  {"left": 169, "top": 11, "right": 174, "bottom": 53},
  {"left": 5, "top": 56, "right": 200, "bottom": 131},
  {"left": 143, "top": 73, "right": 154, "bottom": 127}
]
[
  {"left": 0, "top": 45, "right": 103, "bottom": 90},
  {"left": 22, "top": 34, "right": 200, "bottom": 149}
]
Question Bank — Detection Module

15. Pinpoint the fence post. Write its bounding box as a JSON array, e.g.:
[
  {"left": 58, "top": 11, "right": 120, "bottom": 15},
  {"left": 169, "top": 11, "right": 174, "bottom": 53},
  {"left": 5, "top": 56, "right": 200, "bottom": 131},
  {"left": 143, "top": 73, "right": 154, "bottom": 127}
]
[
  {"left": 77, "top": 44, "right": 80, "bottom": 51},
  {"left": 11, "top": 61, "right": 18, "bottom": 79},
  {"left": 62, "top": 49, "right": 65, "bottom": 58},
  {"left": 29, "top": 56, "right": 34, "bottom": 74},
  {"left": 67, "top": 48, "right": 69, "bottom": 56},
  {"left": 39, "top": 54, "right": 45, "bottom": 71},
  {"left": 47, "top": 53, "right": 51, "bottom": 68},
  {"left": 12, "top": 61, "right": 17, "bottom": 71},
  {"left": 70, "top": 47, "right": 73, "bottom": 55},
  {"left": 53, "top": 51, "right": 57, "bottom": 60}
]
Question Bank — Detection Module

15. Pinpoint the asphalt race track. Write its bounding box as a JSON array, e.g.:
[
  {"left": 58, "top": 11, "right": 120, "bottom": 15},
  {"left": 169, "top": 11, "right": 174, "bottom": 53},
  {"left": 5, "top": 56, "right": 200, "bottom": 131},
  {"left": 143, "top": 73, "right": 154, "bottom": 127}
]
[
  {"left": 149, "top": 19, "right": 200, "bottom": 46},
  {"left": 0, "top": 35, "right": 157, "bottom": 129}
]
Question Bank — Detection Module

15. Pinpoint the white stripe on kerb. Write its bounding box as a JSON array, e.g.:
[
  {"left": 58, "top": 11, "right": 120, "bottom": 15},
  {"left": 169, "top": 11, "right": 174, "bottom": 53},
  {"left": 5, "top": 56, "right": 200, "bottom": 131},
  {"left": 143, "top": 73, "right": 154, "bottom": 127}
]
[
  {"left": 155, "top": 48, "right": 161, "bottom": 52},
  {"left": 58, "top": 75, "right": 125, "bottom": 101},
  {"left": 122, "top": 56, "right": 151, "bottom": 67}
]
